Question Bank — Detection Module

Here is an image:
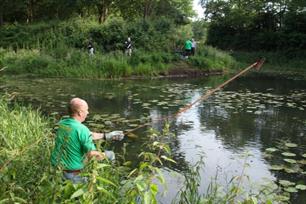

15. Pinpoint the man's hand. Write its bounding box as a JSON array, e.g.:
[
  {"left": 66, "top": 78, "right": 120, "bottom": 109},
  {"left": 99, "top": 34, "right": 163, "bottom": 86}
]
[
  {"left": 87, "top": 151, "right": 105, "bottom": 160},
  {"left": 105, "top": 131, "right": 124, "bottom": 141}
]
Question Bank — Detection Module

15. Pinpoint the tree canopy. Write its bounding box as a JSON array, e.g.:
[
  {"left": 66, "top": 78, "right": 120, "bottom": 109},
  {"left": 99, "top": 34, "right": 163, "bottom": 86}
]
[
  {"left": 0, "top": 0, "right": 194, "bottom": 25},
  {"left": 201, "top": 0, "right": 306, "bottom": 51}
]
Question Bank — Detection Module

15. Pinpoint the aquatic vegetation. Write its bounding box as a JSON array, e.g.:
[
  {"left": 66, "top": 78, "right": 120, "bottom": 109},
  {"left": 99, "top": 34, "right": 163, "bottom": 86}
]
[
  {"left": 266, "top": 147, "right": 278, "bottom": 153},
  {"left": 285, "top": 143, "right": 298, "bottom": 148},
  {"left": 262, "top": 138, "right": 306, "bottom": 201},
  {"left": 281, "top": 152, "right": 296, "bottom": 157},
  {"left": 295, "top": 185, "right": 306, "bottom": 191}
]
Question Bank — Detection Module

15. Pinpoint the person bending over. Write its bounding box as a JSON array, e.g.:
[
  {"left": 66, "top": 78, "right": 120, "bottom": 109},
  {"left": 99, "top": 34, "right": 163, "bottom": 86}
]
[{"left": 51, "top": 98, "right": 124, "bottom": 183}]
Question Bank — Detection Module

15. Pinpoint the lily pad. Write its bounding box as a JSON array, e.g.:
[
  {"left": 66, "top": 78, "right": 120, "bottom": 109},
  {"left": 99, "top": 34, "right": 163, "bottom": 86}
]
[
  {"left": 279, "top": 180, "right": 295, "bottom": 187},
  {"left": 281, "top": 152, "right": 296, "bottom": 157},
  {"left": 283, "top": 166, "right": 303, "bottom": 174},
  {"left": 254, "top": 110, "right": 262, "bottom": 114},
  {"left": 285, "top": 143, "right": 298, "bottom": 148},
  {"left": 265, "top": 147, "right": 278, "bottom": 152},
  {"left": 284, "top": 168, "right": 298, "bottom": 174},
  {"left": 269, "top": 165, "right": 284, "bottom": 171},
  {"left": 284, "top": 187, "right": 298, "bottom": 193},
  {"left": 128, "top": 123, "right": 139, "bottom": 128},
  {"left": 298, "top": 160, "right": 306, "bottom": 165},
  {"left": 275, "top": 194, "right": 290, "bottom": 202},
  {"left": 92, "top": 114, "right": 102, "bottom": 121},
  {"left": 295, "top": 184, "right": 306, "bottom": 191},
  {"left": 284, "top": 159, "right": 297, "bottom": 164},
  {"left": 262, "top": 152, "right": 273, "bottom": 159},
  {"left": 302, "top": 154, "right": 306, "bottom": 158},
  {"left": 104, "top": 121, "right": 113, "bottom": 126}
]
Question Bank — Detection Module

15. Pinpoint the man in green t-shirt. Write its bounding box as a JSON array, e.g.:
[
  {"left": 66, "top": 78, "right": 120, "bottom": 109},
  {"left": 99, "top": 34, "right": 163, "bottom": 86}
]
[
  {"left": 51, "top": 98, "right": 124, "bottom": 183},
  {"left": 184, "top": 39, "right": 192, "bottom": 58}
]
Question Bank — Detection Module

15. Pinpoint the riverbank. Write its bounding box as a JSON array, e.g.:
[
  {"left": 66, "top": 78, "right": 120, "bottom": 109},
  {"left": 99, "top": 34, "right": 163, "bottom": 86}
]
[{"left": 0, "top": 45, "right": 237, "bottom": 79}]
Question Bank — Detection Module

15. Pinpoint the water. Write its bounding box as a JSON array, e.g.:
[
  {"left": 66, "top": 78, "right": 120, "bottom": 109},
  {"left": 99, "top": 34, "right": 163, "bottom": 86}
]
[{"left": 1, "top": 75, "right": 306, "bottom": 203}]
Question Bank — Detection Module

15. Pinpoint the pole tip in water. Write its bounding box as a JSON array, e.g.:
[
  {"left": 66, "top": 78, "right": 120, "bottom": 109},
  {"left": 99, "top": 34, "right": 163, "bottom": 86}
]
[{"left": 254, "top": 58, "right": 265, "bottom": 70}]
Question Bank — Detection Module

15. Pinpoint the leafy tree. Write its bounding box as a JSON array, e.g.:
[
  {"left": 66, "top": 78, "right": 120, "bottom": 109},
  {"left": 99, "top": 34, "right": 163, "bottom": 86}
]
[{"left": 201, "top": 0, "right": 306, "bottom": 50}]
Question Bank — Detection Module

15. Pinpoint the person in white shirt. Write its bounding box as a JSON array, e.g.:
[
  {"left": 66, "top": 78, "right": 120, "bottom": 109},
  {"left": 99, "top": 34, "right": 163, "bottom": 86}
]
[{"left": 191, "top": 38, "right": 197, "bottom": 56}]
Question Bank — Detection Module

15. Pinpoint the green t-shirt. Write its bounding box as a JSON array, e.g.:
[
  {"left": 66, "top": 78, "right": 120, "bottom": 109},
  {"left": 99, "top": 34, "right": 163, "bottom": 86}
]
[
  {"left": 184, "top": 40, "right": 192, "bottom": 50},
  {"left": 51, "top": 118, "right": 96, "bottom": 170}
]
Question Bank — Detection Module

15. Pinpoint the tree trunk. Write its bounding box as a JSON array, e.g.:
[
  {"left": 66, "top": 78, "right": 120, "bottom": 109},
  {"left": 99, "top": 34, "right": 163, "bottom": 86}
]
[
  {"left": 98, "top": 8, "right": 108, "bottom": 23},
  {"left": 143, "top": 0, "right": 153, "bottom": 19},
  {"left": 97, "top": 2, "right": 110, "bottom": 24},
  {"left": 0, "top": 11, "right": 3, "bottom": 26},
  {"left": 27, "top": 0, "right": 34, "bottom": 23}
]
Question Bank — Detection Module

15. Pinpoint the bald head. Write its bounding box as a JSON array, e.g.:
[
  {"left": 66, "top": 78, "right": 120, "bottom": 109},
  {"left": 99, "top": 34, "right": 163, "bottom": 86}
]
[{"left": 68, "top": 98, "right": 88, "bottom": 117}]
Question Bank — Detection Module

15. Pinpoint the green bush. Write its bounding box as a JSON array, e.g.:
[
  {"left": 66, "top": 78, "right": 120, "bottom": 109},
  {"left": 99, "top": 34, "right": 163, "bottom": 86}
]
[{"left": 188, "top": 45, "right": 238, "bottom": 70}]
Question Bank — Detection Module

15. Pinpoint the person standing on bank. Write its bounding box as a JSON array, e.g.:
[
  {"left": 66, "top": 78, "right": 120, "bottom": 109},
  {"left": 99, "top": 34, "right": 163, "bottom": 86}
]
[
  {"left": 184, "top": 39, "right": 192, "bottom": 58},
  {"left": 191, "top": 38, "right": 197, "bottom": 56},
  {"left": 87, "top": 42, "right": 94, "bottom": 56},
  {"left": 124, "top": 37, "right": 132, "bottom": 56},
  {"left": 51, "top": 98, "right": 124, "bottom": 183}
]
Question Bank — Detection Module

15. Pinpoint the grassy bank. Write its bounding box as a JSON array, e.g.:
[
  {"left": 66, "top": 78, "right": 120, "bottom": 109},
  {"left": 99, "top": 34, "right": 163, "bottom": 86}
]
[
  {"left": 0, "top": 18, "right": 239, "bottom": 79},
  {"left": 0, "top": 48, "right": 174, "bottom": 78},
  {"left": 0, "top": 45, "right": 238, "bottom": 79}
]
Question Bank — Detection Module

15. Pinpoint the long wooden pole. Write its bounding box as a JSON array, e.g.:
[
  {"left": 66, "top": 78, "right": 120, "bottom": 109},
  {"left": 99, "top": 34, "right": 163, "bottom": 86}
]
[
  {"left": 175, "top": 59, "right": 265, "bottom": 117},
  {"left": 125, "top": 59, "right": 265, "bottom": 135}
]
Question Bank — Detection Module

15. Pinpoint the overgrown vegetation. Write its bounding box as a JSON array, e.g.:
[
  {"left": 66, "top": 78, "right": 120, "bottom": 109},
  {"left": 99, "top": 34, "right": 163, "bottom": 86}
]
[{"left": 0, "top": 17, "right": 238, "bottom": 78}]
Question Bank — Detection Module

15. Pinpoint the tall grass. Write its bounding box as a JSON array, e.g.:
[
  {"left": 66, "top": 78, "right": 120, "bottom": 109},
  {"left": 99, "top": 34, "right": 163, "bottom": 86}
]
[
  {"left": 0, "top": 45, "right": 240, "bottom": 78},
  {"left": 0, "top": 47, "right": 176, "bottom": 78},
  {"left": 188, "top": 45, "right": 240, "bottom": 71},
  {"left": 0, "top": 96, "right": 53, "bottom": 202}
]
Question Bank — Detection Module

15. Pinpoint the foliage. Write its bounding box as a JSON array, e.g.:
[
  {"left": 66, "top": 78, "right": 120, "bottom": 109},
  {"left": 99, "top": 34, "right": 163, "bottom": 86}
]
[
  {"left": 0, "top": 47, "right": 179, "bottom": 78},
  {"left": 0, "top": 17, "right": 183, "bottom": 52},
  {"left": 0, "top": 0, "right": 194, "bottom": 25},
  {"left": 201, "top": 0, "right": 306, "bottom": 51},
  {"left": 0, "top": 95, "right": 173, "bottom": 203},
  {"left": 188, "top": 45, "right": 239, "bottom": 70}
]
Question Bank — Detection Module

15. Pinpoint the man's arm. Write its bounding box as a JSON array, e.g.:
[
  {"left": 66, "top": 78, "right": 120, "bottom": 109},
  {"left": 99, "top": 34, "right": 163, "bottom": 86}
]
[
  {"left": 91, "top": 132, "right": 104, "bottom": 140},
  {"left": 87, "top": 150, "right": 105, "bottom": 160},
  {"left": 91, "top": 131, "right": 125, "bottom": 141}
]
